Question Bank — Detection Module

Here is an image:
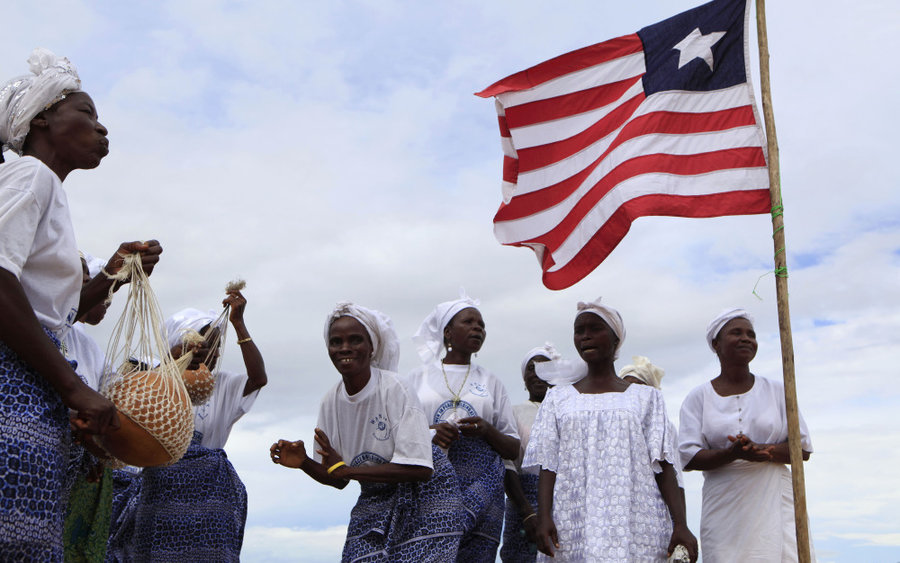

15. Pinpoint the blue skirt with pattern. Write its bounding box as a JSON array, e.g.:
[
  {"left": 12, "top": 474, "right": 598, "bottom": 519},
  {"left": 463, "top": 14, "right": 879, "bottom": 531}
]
[
  {"left": 0, "top": 329, "right": 72, "bottom": 562},
  {"left": 499, "top": 472, "right": 539, "bottom": 563},
  {"left": 343, "top": 444, "right": 464, "bottom": 563},
  {"left": 446, "top": 436, "right": 506, "bottom": 562},
  {"left": 108, "top": 431, "right": 248, "bottom": 562}
]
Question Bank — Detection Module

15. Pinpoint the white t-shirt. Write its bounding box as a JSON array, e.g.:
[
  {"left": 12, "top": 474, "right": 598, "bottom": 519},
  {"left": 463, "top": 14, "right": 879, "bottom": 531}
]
[
  {"left": 62, "top": 323, "right": 107, "bottom": 391},
  {"left": 0, "top": 156, "right": 81, "bottom": 335},
  {"left": 315, "top": 368, "right": 433, "bottom": 469},
  {"left": 406, "top": 361, "right": 519, "bottom": 441},
  {"left": 193, "top": 368, "right": 259, "bottom": 450},
  {"left": 505, "top": 401, "right": 541, "bottom": 475}
]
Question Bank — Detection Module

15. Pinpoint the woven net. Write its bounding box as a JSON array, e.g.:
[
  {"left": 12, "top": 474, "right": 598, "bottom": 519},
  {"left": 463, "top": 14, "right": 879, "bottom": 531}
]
[{"left": 98, "top": 254, "right": 194, "bottom": 467}]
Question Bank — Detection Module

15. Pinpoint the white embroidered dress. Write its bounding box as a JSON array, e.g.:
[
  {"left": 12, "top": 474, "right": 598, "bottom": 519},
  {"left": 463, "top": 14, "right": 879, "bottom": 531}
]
[{"left": 524, "top": 383, "right": 677, "bottom": 562}]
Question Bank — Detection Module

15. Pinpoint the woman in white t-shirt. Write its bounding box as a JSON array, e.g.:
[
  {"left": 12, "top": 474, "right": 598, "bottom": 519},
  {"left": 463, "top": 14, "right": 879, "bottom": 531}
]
[
  {"left": 106, "top": 290, "right": 267, "bottom": 562},
  {"left": 271, "top": 303, "right": 464, "bottom": 562},
  {"left": 0, "top": 49, "right": 161, "bottom": 561},
  {"left": 678, "top": 309, "right": 814, "bottom": 562},
  {"left": 407, "top": 292, "right": 520, "bottom": 562}
]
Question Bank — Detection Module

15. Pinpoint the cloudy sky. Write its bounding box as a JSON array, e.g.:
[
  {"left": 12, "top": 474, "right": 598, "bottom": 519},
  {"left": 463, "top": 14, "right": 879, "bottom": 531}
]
[{"left": 5, "top": 0, "right": 899, "bottom": 561}]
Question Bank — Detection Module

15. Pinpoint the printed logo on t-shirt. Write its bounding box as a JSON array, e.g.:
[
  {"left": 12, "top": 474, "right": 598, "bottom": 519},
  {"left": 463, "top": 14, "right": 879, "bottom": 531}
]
[
  {"left": 196, "top": 403, "right": 210, "bottom": 420},
  {"left": 370, "top": 413, "right": 391, "bottom": 441},
  {"left": 351, "top": 451, "right": 388, "bottom": 467},
  {"left": 469, "top": 381, "right": 489, "bottom": 397},
  {"left": 433, "top": 399, "right": 477, "bottom": 425}
]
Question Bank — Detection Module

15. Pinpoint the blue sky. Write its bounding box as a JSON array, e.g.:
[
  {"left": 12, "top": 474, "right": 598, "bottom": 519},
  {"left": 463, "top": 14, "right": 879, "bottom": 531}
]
[{"left": 5, "top": 1, "right": 899, "bottom": 561}]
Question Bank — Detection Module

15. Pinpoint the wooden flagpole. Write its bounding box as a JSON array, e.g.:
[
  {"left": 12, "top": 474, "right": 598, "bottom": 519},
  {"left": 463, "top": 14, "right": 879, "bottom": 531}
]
[{"left": 754, "top": 1, "right": 811, "bottom": 561}]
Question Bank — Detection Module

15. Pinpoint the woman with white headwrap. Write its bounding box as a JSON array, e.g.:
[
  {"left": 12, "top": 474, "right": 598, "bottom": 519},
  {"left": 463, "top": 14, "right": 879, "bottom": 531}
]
[
  {"left": 271, "top": 303, "right": 464, "bottom": 562},
  {"left": 525, "top": 298, "right": 697, "bottom": 562},
  {"left": 0, "top": 49, "right": 161, "bottom": 560},
  {"left": 678, "top": 309, "right": 813, "bottom": 562},
  {"left": 107, "top": 288, "right": 267, "bottom": 562},
  {"left": 499, "top": 343, "right": 558, "bottom": 563},
  {"left": 406, "top": 292, "right": 520, "bottom": 562}
]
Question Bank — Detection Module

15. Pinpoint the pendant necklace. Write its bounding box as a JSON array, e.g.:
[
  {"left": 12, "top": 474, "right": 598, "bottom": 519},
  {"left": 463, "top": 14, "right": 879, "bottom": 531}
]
[{"left": 441, "top": 361, "right": 471, "bottom": 409}]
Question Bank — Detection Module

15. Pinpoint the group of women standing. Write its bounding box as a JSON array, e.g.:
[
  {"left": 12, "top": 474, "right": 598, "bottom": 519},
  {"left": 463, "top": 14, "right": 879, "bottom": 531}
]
[
  {"left": 273, "top": 294, "right": 814, "bottom": 563},
  {"left": 2, "top": 48, "right": 813, "bottom": 562},
  {"left": 0, "top": 49, "right": 268, "bottom": 561}
]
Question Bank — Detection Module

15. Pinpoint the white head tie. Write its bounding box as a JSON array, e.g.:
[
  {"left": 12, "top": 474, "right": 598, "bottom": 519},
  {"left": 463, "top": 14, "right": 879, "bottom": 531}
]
[
  {"left": 165, "top": 308, "right": 219, "bottom": 350},
  {"left": 575, "top": 297, "right": 625, "bottom": 359},
  {"left": 325, "top": 302, "right": 400, "bottom": 373},
  {"left": 706, "top": 308, "right": 753, "bottom": 352},
  {"left": 0, "top": 48, "right": 82, "bottom": 155},
  {"left": 521, "top": 342, "right": 561, "bottom": 377},
  {"left": 413, "top": 288, "right": 480, "bottom": 364},
  {"left": 618, "top": 356, "right": 665, "bottom": 389},
  {"left": 80, "top": 251, "right": 106, "bottom": 278}
]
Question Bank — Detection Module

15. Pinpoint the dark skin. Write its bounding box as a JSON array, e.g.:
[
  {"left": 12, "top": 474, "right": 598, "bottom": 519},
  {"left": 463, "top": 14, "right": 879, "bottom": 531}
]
[
  {"left": 504, "top": 354, "right": 551, "bottom": 544},
  {"left": 684, "top": 318, "right": 811, "bottom": 471},
  {"left": 171, "top": 291, "right": 268, "bottom": 397},
  {"left": 535, "top": 312, "right": 698, "bottom": 561},
  {"left": 430, "top": 307, "right": 519, "bottom": 461},
  {"left": 0, "top": 92, "right": 161, "bottom": 436},
  {"left": 270, "top": 316, "right": 432, "bottom": 488}
]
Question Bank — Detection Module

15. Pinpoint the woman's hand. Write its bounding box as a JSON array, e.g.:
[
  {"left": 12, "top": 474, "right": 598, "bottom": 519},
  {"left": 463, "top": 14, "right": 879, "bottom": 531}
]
[
  {"left": 430, "top": 422, "right": 459, "bottom": 449},
  {"left": 105, "top": 240, "right": 163, "bottom": 279},
  {"left": 224, "top": 291, "right": 246, "bottom": 325},
  {"left": 270, "top": 439, "right": 308, "bottom": 469},
  {"left": 314, "top": 428, "right": 344, "bottom": 469},
  {"left": 522, "top": 512, "right": 539, "bottom": 544},
  {"left": 456, "top": 415, "right": 489, "bottom": 438},
  {"left": 535, "top": 514, "right": 559, "bottom": 557},
  {"left": 728, "top": 434, "right": 774, "bottom": 462},
  {"left": 668, "top": 522, "right": 698, "bottom": 562},
  {"left": 67, "top": 386, "right": 120, "bottom": 436}
]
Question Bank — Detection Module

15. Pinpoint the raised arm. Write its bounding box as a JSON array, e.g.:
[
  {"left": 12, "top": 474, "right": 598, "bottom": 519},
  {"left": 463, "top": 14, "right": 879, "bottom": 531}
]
[{"left": 224, "top": 291, "right": 267, "bottom": 396}]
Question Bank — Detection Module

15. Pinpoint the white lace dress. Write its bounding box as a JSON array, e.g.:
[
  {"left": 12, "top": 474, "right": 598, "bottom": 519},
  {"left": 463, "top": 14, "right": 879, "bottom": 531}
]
[{"left": 524, "top": 383, "right": 678, "bottom": 562}]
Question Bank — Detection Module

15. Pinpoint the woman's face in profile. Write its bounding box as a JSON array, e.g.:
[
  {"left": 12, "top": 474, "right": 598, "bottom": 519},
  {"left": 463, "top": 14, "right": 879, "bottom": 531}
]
[{"left": 35, "top": 91, "right": 108, "bottom": 170}]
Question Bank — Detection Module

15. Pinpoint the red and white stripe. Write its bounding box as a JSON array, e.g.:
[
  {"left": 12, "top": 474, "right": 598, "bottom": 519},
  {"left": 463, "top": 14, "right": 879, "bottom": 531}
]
[{"left": 477, "top": 33, "right": 769, "bottom": 290}]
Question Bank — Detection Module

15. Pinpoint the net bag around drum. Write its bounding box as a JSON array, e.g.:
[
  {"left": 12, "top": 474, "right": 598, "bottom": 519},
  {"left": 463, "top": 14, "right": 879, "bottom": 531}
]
[
  {"left": 171, "top": 279, "right": 245, "bottom": 406},
  {"left": 96, "top": 253, "right": 194, "bottom": 468}
]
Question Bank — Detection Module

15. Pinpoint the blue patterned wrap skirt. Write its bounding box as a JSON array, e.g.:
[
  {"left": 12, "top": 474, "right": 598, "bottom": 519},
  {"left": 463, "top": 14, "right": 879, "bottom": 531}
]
[
  {"left": 342, "top": 444, "right": 464, "bottom": 563},
  {"left": 114, "top": 431, "right": 248, "bottom": 562},
  {"left": 446, "top": 436, "right": 506, "bottom": 562},
  {"left": 499, "top": 472, "right": 539, "bottom": 562},
  {"left": 0, "top": 329, "right": 72, "bottom": 562}
]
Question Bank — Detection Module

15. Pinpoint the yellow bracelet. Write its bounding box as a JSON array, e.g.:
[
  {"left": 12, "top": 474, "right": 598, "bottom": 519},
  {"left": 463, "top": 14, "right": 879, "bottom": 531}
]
[
  {"left": 522, "top": 513, "right": 537, "bottom": 523},
  {"left": 326, "top": 461, "right": 346, "bottom": 475},
  {"left": 237, "top": 337, "right": 253, "bottom": 345}
]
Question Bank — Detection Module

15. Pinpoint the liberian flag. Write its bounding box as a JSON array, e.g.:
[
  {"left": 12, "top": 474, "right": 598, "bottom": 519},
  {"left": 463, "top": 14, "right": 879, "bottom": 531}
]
[{"left": 476, "top": 0, "right": 769, "bottom": 290}]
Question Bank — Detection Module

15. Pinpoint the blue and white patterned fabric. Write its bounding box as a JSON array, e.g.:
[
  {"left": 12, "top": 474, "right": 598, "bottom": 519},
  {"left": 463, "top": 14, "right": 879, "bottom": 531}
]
[
  {"left": 447, "top": 436, "right": 506, "bottom": 562},
  {"left": 500, "top": 472, "right": 539, "bottom": 562},
  {"left": 0, "top": 329, "right": 72, "bottom": 562},
  {"left": 105, "top": 469, "right": 140, "bottom": 562},
  {"left": 122, "top": 431, "right": 248, "bottom": 562},
  {"left": 343, "top": 444, "right": 464, "bottom": 563}
]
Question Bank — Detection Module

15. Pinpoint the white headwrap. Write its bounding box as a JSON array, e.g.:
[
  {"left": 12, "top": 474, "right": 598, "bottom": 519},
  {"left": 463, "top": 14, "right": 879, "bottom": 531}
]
[
  {"left": 325, "top": 302, "right": 400, "bottom": 373},
  {"left": 0, "top": 48, "right": 82, "bottom": 155},
  {"left": 521, "top": 342, "right": 561, "bottom": 377},
  {"left": 706, "top": 308, "right": 753, "bottom": 352},
  {"left": 165, "top": 308, "right": 219, "bottom": 350},
  {"left": 575, "top": 297, "right": 626, "bottom": 360},
  {"left": 618, "top": 356, "right": 665, "bottom": 389},
  {"left": 412, "top": 289, "right": 480, "bottom": 364}
]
